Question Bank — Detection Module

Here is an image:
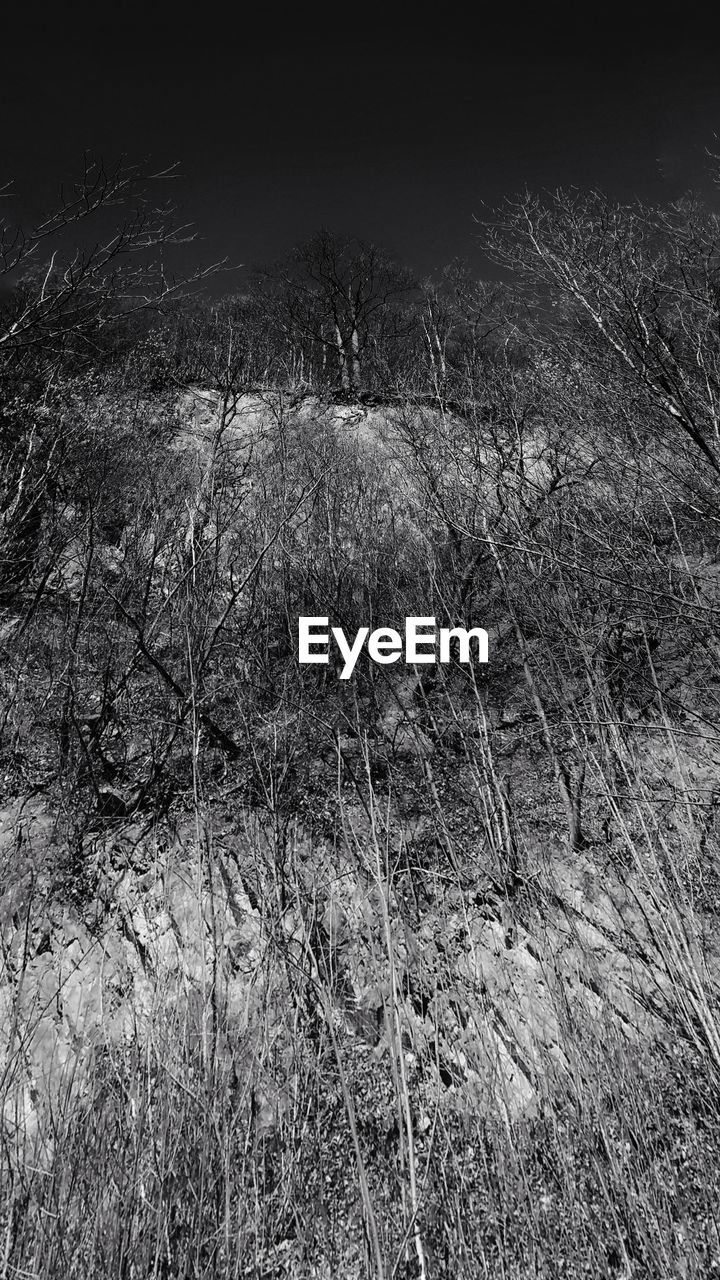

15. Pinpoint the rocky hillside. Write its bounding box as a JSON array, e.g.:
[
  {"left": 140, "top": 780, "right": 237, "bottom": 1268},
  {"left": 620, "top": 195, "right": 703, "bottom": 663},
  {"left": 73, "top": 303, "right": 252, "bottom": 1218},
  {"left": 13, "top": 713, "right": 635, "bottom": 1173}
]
[{"left": 2, "top": 380, "right": 720, "bottom": 1278}]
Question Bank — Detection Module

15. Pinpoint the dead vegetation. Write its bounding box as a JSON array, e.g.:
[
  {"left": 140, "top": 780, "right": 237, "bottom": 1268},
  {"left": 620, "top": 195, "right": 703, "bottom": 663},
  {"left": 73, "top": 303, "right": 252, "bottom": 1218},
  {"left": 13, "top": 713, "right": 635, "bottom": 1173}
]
[{"left": 2, "top": 182, "right": 720, "bottom": 1277}]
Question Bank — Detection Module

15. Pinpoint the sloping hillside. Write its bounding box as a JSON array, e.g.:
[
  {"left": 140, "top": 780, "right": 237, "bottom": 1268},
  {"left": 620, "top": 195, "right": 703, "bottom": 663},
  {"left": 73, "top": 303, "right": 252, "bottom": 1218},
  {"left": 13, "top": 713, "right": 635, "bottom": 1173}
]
[{"left": 2, "top": 384, "right": 720, "bottom": 1278}]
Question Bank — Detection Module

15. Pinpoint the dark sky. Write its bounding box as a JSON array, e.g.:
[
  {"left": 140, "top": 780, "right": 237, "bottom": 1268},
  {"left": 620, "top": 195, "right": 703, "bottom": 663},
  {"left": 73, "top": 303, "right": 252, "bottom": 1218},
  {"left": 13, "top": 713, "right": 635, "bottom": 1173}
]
[{"left": 2, "top": 10, "right": 719, "bottom": 292}]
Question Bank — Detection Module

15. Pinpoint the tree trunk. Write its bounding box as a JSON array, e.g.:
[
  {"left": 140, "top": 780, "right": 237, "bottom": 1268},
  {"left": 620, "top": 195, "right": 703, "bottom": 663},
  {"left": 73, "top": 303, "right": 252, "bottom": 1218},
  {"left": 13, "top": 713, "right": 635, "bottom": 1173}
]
[
  {"left": 334, "top": 322, "right": 350, "bottom": 392},
  {"left": 350, "top": 323, "right": 361, "bottom": 393}
]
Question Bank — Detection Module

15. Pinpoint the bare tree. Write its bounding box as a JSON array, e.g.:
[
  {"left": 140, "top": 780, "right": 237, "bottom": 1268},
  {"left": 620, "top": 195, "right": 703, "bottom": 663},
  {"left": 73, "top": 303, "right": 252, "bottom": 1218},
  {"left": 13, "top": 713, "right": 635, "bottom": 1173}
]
[
  {"left": 0, "top": 157, "right": 222, "bottom": 608},
  {"left": 0, "top": 155, "right": 220, "bottom": 371},
  {"left": 256, "top": 229, "right": 417, "bottom": 396},
  {"left": 488, "top": 187, "right": 720, "bottom": 475}
]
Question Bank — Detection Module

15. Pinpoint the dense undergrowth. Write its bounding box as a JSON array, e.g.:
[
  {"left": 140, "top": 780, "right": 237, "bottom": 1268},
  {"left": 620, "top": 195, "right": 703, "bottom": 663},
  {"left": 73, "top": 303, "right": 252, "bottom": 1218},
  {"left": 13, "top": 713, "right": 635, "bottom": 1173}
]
[{"left": 2, "top": 177, "right": 720, "bottom": 1276}]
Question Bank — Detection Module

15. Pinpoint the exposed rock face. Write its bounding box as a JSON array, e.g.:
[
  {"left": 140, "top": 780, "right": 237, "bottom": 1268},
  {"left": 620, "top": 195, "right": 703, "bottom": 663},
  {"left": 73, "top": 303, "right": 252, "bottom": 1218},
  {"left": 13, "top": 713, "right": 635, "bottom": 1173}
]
[
  {"left": 0, "top": 799, "right": 264, "bottom": 1165},
  {"left": 4, "top": 782, "right": 714, "bottom": 1173}
]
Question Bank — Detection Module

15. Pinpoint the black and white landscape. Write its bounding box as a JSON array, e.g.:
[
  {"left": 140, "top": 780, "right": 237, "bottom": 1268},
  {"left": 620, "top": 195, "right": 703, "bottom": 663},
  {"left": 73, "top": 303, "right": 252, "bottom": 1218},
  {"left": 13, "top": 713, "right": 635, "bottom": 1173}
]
[{"left": 1, "top": 17, "right": 720, "bottom": 1280}]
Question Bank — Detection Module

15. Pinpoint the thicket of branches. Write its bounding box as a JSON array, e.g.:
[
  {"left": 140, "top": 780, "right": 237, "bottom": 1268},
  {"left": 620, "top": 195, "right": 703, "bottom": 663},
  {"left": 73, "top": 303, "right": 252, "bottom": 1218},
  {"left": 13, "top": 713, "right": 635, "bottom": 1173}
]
[
  {"left": 3, "top": 172, "right": 720, "bottom": 847},
  {"left": 2, "top": 163, "right": 720, "bottom": 1277}
]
